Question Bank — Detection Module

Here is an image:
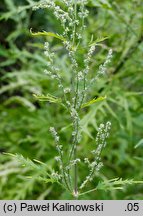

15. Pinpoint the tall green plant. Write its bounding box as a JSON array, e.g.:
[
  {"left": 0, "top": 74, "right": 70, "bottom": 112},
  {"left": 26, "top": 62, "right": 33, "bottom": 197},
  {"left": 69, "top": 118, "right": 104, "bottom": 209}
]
[
  {"left": 6, "top": 0, "right": 143, "bottom": 199},
  {"left": 31, "top": 0, "right": 113, "bottom": 199}
]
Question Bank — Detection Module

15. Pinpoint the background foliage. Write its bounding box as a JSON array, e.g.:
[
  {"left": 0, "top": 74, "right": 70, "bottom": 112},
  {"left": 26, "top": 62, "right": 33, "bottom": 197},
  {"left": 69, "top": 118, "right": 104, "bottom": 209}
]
[{"left": 0, "top": 0, "right": 143, "bottom": 199}]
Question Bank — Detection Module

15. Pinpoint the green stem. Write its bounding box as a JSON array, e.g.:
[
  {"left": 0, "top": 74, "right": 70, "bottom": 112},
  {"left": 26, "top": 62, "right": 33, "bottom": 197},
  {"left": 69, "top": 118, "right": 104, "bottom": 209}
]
[
  {"left": 58, "top": 146, "right": 72, "bottom": 192},
  {"left": 79, "top": 72, "right": 86, "bottom": 109},
  {"left": 79, "top": 188, "right": 97, "bottom": 197},
  {"left": 74, "top": 145, "right": 78, "bottom": 198},
  {"left": 73, "top": 0, "right": 77, "bottom": 46}
]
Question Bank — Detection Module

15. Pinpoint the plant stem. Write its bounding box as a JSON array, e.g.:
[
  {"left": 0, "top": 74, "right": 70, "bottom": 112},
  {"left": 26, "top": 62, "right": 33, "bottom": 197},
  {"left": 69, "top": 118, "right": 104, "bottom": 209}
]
[
  {"left": 72, "top": 0, "right": 79, "bottom": 199},
  {"left": 59, "top": 148, "right": 72, "bottom": 192},
  {"left": 74, "top": 144, "right": 78, "bottom": 198},
  {"left": 73, "top": 0, "right": 77, "bottom": 46}
]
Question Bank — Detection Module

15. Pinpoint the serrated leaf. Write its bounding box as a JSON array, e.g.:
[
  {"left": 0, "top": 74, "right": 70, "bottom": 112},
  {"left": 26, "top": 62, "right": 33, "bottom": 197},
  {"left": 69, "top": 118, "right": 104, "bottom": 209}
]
[
  {"left": 97, "top": 178, "right": 143, "bottom": 191},
  {"left": 81, "top": 96, "right": 106, "bottom": 108},
  {"left": 33, "top": 93, "right": 62, "bottom": 104},
  {"left": 79, "top": 178, "right": 143, "bottom": 197},
  {"left": 30, "top": 29, "right": 65, "bottom": 41},
  {"left": 4, "top": 153, "right": 49, "bottom": 176}
]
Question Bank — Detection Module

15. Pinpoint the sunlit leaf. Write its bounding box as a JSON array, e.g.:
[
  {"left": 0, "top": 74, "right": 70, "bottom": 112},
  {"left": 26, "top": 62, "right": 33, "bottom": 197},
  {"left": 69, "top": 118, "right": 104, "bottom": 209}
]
[
  {"left": 30, "top": 29, "right": 65, "bottom": 41},
  {"left": 33, "top": 93, "right": 62, "bottom": 104},
  {"left": 81, "top": 96, "right": 106, "bottom": 108},
  {"left": 89, "top": 36, "right": 109, "bottom": 47},
  {"left": 135, "top": 139, "right": 143, "bottom": 148}
]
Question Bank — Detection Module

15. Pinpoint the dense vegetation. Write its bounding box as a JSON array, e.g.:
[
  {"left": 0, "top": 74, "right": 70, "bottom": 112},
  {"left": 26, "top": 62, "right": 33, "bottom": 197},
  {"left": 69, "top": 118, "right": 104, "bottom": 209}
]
[{"left": 0, "top": 0, "right": 143, "bottom": 199}]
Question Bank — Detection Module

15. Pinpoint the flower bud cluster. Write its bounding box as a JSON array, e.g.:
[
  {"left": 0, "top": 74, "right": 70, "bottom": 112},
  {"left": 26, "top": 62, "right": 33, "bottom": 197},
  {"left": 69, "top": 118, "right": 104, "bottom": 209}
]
[
  {"left": 84, "top": 45, "right": 96, "bottom": 75},
  {"left": 98, "top": 49, "right": 113, "bottom": 75},
  {"left": 44, "top": 42, "right": 64, "bottom": 91},
  {"left": 90, "top": 49, "right": 113, "bottom": 86},
  {"left": 44, "top": 42, "right": 54, "bottom": 63},
  {"left": 33, "top": 1, "right": 72, "bottom": 29},
  {"left": 49, "top": 127, "right": 63, "bottom": 156},
  {"left": 80, "top": 122, "right": 111, "bottom": 190},
  {"left": 51, "top": 171, "right": 62, "bottom": 181},
  {"left": 70, "top": 107, "right": 80, "bottom": 140},
  {"left": 65, "top": 158, "right": 81, "bottom": 171},
  {"left": 63, "top": 41, "right": 78, "bottom": 69},
  {"left": 49, "top": 127, "right": 60, "bottom": 144}
]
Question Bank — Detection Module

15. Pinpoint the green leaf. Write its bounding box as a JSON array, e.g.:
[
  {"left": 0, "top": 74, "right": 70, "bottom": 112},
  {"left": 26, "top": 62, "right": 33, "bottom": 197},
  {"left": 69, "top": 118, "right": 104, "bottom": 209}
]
[
  {"left": 135, "top": 139, "right": 143, "bottom": 148},
  {"left": 30, "top": 29, "right": 65, "bottom": 41},
  {"left": 4, "top": 96, "right": 36, "bottom": 112},
  {"left": 33, "top": 93, "right": 62, "bottom": 104},
  {"left": 0, "top": 5, "right": 32, "bottom": 21},
  {"left": 104, "top": 101, "right": 123, "bottom": 127},
  {"left": 134, "top": 157, "right": 143, "bottom": 162},
  {"left": 91, "top": 0, "right": 112, "bottom": 9},
  {"left": 0, "top": 81, "right": 28, "bottom": 94},
  {"left": 79, "top": 178, "right": 143, "bottom": 196},
  {"left": 4, "top": 153, "right": 57, "bottom": 184},
  {"left": 4, "top": 153, "right": 50, "bottom": 177},
  {"left": 89, "top": 36, "right": 109, "bottom": 47},
  {"left": 81, "top": 96, "right": 106, "bottom": 108}
]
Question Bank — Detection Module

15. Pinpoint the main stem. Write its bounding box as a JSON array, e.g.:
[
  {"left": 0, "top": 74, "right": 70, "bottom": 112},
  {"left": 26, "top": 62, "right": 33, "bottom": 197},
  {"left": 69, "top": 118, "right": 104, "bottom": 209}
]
[
  {"left": 73, "top": 0, "right": 79, "bottom": 199},
  {"left": 74, "top": 144, "right": 78, "bottom": 198}
]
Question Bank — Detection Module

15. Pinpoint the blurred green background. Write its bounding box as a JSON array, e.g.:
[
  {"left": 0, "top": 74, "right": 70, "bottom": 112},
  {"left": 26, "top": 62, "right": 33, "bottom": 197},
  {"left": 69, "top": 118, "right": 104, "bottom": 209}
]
[{"left": 0, "top": 0, "right": 143, "bottom": 199}]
